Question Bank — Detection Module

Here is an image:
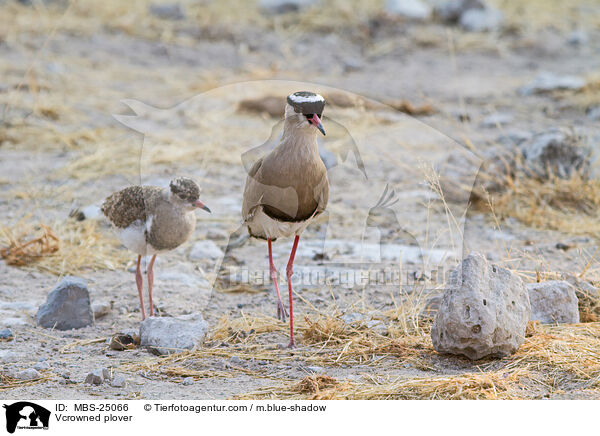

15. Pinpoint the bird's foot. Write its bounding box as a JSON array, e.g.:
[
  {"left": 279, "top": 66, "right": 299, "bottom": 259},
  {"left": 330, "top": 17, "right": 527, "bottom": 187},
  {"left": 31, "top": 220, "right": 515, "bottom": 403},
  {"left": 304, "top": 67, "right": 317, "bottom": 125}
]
[
  {"left": 276, "top": 299, "right": 288, "bottom": 322},
  {"left": 287, "top": 339, "right": 296, "bottom": 349}
]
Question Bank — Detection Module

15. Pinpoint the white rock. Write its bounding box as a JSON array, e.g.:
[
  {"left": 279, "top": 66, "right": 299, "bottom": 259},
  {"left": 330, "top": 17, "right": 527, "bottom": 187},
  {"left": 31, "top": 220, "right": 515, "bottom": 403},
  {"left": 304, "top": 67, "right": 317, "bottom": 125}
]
[
  {"left": 189, "top": 240, "right": 224, "bottom": 261},
  {"left": 0, "top": 350, "right": 19, "bottom": 362},
  {"left": 149, "top": 3, "right": 185, "bottom": 20},
  {"left": 259, "top": 0, "right": 317, "bottom": 14},
  {"left": 435, "top": 0, "right": 485, "bottom": 23},
  {"left": 2, "top": 317, "right": 28, "bottom": 327},
  {"left": 431, "top": 252, "right": 530, "bottom": 360},
  {"left": 519, "top": 128, "right": 590, "bottom": 180},
  {"left": 527, "top": 281, "right": 579, "bottom": 324},
  {"left": 182, "top": 377, "right": 194, "bottom": 386},
  {"left": 15, "top": 368, "right": 41, "bottom": 380},
  {"left": 519, "top": 72, "right": 586, "bottom": 95},
  {"left": 586, "top": 106, "right": 600, "bottom": 121},
  {"left": 140, "top": 313, "right": 209, "bottom": 355},
  {"left": 206, "top": 228, "right": 229, "bottom": 240},
  {"left": 567, "top": 30, "right": 588, "bottom": 46},
  {"left": 341, "top": 312, "right": 366, "bottom": 324},
  {"left": 459, "top": 7, "right": 503, "bottom": 31},
  {"left": 0, "top": 301, "right": 38, "bottom": 313},
  {"left": 92, "top": 301, "right": 111, "bottom": 319},
  {"left": 33, "top": 361, "right": 50, "bottom": 371},
  {"left": 481, "top": 113, "right": 513, "bottom": 128},
  {"left": 110, "top": 374, "right": 126, "bottom": 388},
  {"left": 385, "top": 0, "right": 431, "bottom": 20},
  {"left": 84, "top": 369, "right": 106, "bottom": 385}
]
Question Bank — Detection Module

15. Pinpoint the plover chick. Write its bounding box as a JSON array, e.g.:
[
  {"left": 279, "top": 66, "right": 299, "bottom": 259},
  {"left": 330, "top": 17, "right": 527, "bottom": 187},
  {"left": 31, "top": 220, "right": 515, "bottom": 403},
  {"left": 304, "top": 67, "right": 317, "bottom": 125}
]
[{"left": 102, "top": 177, "right": 211, "bottom": 319}]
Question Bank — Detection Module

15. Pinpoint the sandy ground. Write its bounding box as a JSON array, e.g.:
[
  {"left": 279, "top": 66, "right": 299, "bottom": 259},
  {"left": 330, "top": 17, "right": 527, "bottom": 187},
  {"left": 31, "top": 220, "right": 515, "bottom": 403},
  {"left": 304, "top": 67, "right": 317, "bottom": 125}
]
[{"left": 1, "top": 0, "right": 600, "bottom": 399}]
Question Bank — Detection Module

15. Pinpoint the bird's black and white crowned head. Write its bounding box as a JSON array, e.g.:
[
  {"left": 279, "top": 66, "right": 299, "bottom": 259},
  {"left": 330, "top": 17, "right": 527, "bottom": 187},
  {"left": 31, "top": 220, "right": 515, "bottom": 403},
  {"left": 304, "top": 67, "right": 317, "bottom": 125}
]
[
  {"left": 284, "top": 91, "right": 326, "bottom": 135},
  {"left": 169, "top": 177, "right": 211, "bottom": 213}
]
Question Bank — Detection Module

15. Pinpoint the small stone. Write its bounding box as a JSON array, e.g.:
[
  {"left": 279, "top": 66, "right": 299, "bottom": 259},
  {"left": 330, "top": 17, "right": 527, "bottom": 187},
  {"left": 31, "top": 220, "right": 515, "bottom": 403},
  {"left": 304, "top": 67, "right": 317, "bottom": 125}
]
[
  {"left": 586, "top": 106, "right": 600, "bottom": 121},
  {"left": 0, "top": 328, "right": 14, "bottom": 340},
  {"left": 15, "top": 368, "right": 40, "bottom": 380},
  {"left": 519, "top": 128, "right": 590, "bottom": 180},
  {"left": 2, "top": 318, "right": 28, "bottom": 328},
  {"left": 567, "top": 30, "right": 588, "bottom": 47},
  {"left": 385, "top": 0, "right": 431, "bottom": 21},
  {"left": 0, "top": 301, "right": 38, "bottom": 313},
  {"left": 182, "top": 377, "right": 194, "bottom": 386},
  {"left": 189, "top": 240, "right": 224, "bottom": 261},
  {"left": 140, "top": 313, "right": 209, "bottom": 355},
  {"left": 519, "top": 72, "right": 585, "bottom": 96},
  {"left": 527, "top": 281, "right": 579, "bottom": 324},
  {"left": 0, "top": 350, "right": 19, "bottom": 362},
  {"left": 435, "top": 0, "right": 485, "bottom": 23},
  {"left": 342, "top": 57, "right": 363, "bottom": 73},
  {"left": 259, "top": 0, "right": 317, "bottom": 14},
  {"left": 33, "top": 361, "right": 50, "bottom": 371},
  {"left": 206, "top": 228, "right": 229, "bottom": 240},
  {"left": 459, "top": 7, "right": 503, "bottom": 32},
  {"left": 229, "top": 356, "right": 243, "bottom": 365},
  {"left": 481, "top": 113, "right": 513, "bottom": 128},
  {"left": 110, "top": 374, "right": 126, "bottom": 388},
  {"left": 84, "top": 369, "right": 105, "bottom": 385},
  {"left": 92, "top": 301, "right": 111, "bottom": 319},
  {"left": 341, "top": 312, "right": 365, "bottom": 324},
  {"left": 431, "top": 252, "right": 530, "bottom": 360},
  {"left": 149, "top": 3, "right": 185, "bottom": 20},
  {"left": 36, "top": 276, "right": 93, "bottom": 330}
]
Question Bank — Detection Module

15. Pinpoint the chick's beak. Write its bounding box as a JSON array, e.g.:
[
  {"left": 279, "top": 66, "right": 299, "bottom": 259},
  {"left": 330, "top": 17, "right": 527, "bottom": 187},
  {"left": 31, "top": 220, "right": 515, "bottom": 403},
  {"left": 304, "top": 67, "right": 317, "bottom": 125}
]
[
  {"left": 310, "top": 114, "right": 326, "bottom": 136},
  {"left": 193, "top": 199, "right": 211, "bottom": 213}
]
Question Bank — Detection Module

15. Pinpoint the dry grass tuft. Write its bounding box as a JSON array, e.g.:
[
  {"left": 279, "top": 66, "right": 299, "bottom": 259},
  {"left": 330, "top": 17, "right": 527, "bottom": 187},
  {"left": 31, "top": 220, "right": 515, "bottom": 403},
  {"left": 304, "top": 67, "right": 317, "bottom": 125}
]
[
  {"left": 291, "top": 375, "right": 347, "bottom": 399},
  {"left": 0, "top": 224, "right": 59, "bottom": 266},
  {"left": 0, "top": 372, "right": 53, "bottom": 391},
  {"left": 0, "top": 220, "right": 130, "bottom": 275},
  {"left": 479, "top": 171, "right": 600, "bottom": 236},
  {"left": 302, "top": 316, "right": 354, "bottom": 345},
  {"left": 236, "top": 322, "right": 600, "bottom": 399}
]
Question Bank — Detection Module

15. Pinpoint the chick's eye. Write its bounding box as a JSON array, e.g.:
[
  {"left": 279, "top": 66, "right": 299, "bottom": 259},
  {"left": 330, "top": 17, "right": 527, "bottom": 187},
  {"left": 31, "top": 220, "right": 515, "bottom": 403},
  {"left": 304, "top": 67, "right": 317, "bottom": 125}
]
[{"left": 304, "top": 114, "right": 314, "bottom": 119}]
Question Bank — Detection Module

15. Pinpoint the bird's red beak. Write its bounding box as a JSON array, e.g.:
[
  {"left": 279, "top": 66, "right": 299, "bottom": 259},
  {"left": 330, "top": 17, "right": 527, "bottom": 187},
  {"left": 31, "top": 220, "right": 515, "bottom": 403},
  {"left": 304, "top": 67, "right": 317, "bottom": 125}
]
[
  {"left": 310, "top": 114, "right": 326, "bottom": 136},
  {"left": 193, "top": 199, "right": 211, "bottom": 213}
]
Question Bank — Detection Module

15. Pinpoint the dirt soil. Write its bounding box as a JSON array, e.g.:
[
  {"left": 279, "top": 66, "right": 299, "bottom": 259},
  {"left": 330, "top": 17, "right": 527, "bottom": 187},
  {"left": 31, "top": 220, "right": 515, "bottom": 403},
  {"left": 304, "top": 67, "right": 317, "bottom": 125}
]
[{"left": 1, "top": 0, "right": 600, "bottom": 400}]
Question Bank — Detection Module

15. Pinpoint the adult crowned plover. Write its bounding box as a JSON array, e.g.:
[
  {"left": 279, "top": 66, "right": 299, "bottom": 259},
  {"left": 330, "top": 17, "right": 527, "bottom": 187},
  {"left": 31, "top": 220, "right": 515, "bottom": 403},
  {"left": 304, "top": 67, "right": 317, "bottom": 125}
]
[
  {"left": 242, "top": 91, "right": 329, "bottom": 348},
  {"left": 102, "top": 177, "right": 211, "bottom": 320}
]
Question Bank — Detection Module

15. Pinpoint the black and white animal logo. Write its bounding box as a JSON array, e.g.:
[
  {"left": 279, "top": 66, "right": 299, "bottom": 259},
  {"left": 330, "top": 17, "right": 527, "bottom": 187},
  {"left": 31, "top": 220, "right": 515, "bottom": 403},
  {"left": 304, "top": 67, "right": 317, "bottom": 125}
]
[{"left": 3, "top": 402, "right": 50, "bottom": 433}]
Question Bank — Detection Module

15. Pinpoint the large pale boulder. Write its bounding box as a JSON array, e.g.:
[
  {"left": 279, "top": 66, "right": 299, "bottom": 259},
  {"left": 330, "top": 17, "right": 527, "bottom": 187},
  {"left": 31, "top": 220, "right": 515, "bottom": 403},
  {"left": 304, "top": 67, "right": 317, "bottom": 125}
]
[{"left": 431, "top": 253, "right": 530, "bottom": 360}]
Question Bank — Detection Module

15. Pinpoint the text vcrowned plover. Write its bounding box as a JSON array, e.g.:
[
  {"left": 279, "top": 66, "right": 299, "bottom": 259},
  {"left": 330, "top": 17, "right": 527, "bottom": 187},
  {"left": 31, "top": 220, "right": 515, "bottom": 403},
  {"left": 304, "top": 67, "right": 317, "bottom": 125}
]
[
  {"left": 102, "top": 177, "right": 211, "bottom": 320},
  {"left": 242, "top": 91, "right": 329, "bottom": 348}
]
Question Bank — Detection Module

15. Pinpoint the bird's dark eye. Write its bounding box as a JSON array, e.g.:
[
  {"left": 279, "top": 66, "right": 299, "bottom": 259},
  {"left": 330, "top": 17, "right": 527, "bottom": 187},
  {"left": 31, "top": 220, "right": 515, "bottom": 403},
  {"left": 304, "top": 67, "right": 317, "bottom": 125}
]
[{"left": 304, "top": 114, "right": 314, "bottom": 119}]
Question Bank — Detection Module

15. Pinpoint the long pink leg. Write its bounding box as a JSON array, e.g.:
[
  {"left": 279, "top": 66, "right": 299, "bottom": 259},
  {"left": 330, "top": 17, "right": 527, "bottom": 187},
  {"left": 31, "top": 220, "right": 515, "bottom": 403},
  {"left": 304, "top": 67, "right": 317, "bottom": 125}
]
[
  {"left": 147, "top": 254, "right": 157, "bottom": 317},
  {"left": 268, "top": 238, "right": 288, "bottom": 322},
  {"left": 136, "top": 255, "right": 146, "bottom": 320},
  {"left": 286, "top": 235, "right": 300, "bottom": 348}
]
